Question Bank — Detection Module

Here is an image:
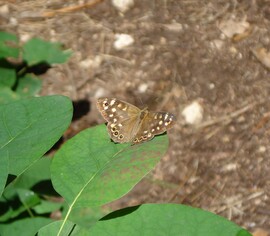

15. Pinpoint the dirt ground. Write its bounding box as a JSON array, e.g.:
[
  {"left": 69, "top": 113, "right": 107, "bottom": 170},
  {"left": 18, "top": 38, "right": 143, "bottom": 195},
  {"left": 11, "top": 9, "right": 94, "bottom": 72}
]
[{"left": 1, "top": 0, "right": 270, "bottom": 233}]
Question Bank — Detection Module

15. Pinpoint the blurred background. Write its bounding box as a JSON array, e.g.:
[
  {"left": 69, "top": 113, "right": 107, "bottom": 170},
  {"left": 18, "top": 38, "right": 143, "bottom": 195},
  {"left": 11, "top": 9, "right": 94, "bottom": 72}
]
[{"left": 1, "top": 0, "right": 269, "bottom": 233}]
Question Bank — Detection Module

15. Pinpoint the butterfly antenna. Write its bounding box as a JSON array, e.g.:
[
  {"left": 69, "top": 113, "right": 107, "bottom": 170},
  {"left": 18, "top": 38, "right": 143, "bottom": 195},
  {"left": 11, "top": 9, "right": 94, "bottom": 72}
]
[
  {"left": 138, "top": 97, "right": 147, "bottom": 110},
  {"left": 138, "top": 97, "right": 143, "bottom": 106}
]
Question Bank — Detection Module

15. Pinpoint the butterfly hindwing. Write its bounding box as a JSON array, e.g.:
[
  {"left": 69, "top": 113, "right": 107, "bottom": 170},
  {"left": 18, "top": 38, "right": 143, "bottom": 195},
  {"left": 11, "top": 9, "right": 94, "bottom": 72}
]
[{"left": 132, "top": 111, "right": 176, "bottom": 144}]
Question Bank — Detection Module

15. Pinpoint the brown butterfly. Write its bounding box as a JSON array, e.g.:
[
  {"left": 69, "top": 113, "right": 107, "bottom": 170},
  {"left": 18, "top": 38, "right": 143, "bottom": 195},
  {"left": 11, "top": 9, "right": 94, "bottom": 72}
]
[{"left": 97, "top": 98, "right": 176, "bottom": 144}]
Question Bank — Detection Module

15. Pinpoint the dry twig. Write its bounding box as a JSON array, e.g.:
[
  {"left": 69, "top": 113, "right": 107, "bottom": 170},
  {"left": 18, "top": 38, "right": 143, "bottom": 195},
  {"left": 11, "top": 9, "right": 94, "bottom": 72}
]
[
  {"left": 42, "top": 0, "right": 104, "bottom": 17},
  {"left": 197, "top": 102, "right": 258, "bottom": 129}
]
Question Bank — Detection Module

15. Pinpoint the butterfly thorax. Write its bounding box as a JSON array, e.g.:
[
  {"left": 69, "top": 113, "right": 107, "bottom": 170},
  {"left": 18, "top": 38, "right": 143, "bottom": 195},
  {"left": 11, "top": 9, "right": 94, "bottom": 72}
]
[
  {"left": 129, "top": 107, "right": 148, "bottom": 140},
  {"left": 139, "top": 107, "right": 148, "bottom": 120}
]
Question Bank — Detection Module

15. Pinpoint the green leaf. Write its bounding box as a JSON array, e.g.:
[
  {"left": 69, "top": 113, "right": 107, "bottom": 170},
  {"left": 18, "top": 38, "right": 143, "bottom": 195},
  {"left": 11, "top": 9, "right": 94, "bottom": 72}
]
[
  {"left": 0, "top": 199, "right": 32, "bottom": 222},
  {"left": 51, "top": 125, "right": 169, "bottom": 208},
  {"left": 0, "top": 32, "right": 19, "bottom": 59},
  {"left": 38, "top": 220, "right": 76, "bottom": 236},
  {"left": 51, "top": 125, "right": 169, "bottom": 234},
  {"left": 0, "top": 150, "right": 8, "bottom": 196},
  {"left": 2, "top": 157, "right": 51, "bottom": 201},
  {"left": 33, "top": 200, "right": 63, "bottom": 214},
  {"left": 88, "top": 204, "right": 252, "bottom": 236},
  {"left": 0, "top": 205, "right": 13, "bottom": 222},
  {"left": 0, "top": 217, "right": 53, "bottom": 236},
  {"left": 15, "top": 74, "right": 42, "bottom": 97},
  {"left": 0, "top": 95, "right": 73, "bottom": 176},
  {"left": 0, "top": 66, "right": 16, "bottom": 88},
  {"left": 17, "top": 188, "right": 40, "bottom": 208},
  {"left": 13, "top": 157, "right": 51, "bottom": 190},
  {"left": 69, "top": 206, "right": 109, "bottom": 228},
  {"left": 0, "top": 87, "right": 20, "bottom": 105},
  {"left": 23, "top": 38, "right": 72, "bottom": 66}
]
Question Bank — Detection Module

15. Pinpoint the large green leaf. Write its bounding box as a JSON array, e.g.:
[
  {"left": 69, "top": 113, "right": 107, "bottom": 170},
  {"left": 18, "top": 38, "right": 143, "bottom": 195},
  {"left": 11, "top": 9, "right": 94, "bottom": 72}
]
[
  {"left": 51, "top": 125, "right": 169, "bottom": 234},
  {"left": 0, "top": 32, "right": 19, "bottom": 59},
  {"left": 0, "top": 217, "right": 53, "bottom": 236},
  {"left": 51, "top": 125, "right": 168, "bottom": 208},
  {"left": 23, "top": 38, "right": 72, "bottom": 66},
  {"left": 0, "top": 95, "right": 72, "bottom": 176},
  {"left": 87, "top": 204, "right": 252, "bottom": 236}
]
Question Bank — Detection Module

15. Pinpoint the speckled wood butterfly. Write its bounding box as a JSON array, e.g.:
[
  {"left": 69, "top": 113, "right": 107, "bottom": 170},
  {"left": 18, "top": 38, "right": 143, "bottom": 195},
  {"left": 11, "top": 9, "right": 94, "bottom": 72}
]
[{"left": 97, "top": 98, "right": 176, "bottom": 144}]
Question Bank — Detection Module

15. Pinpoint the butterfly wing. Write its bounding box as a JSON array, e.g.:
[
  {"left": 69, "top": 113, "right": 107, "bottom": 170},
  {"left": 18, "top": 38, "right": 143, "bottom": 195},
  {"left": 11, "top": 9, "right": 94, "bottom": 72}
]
[
  {"left": 132, "top": 111, "right": 176, "bottom": 144},
  {"left": 97, "top": 98, "right": 142, "bottom": 143}
]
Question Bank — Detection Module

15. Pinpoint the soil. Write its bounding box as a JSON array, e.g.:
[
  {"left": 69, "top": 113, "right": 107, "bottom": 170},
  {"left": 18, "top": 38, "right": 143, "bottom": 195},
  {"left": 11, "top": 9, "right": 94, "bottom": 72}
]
[{"left": 1, "top": 0, "right": 270, "bottom": 233}]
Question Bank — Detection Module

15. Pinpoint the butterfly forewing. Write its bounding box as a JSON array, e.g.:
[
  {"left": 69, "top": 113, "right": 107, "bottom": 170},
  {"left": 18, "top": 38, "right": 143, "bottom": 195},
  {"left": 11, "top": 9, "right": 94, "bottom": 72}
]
[
  {"left": 97, "top": 98, "right": 142, "bottom": 143},
  {"left": 132, "top": 111, "right": 176, "bottom": 144}
]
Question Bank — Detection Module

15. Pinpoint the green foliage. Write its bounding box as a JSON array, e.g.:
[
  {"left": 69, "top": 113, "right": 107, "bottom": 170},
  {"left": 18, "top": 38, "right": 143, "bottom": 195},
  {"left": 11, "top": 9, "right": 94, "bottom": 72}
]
[
  {"left": 0, "top": 96, "right": 72, "bottom": 175},
  {"left": 0, "top": 31, "right": 19, "bottom": 58},
  {"left": 0, "top": 31, "right": 251, "bottom": 236},
  {"left": 51, "top": 125, "right": 168, "bottom": 208},
  {"left": 0, "top": 95, "right": 251, "bottom": 235},
  {"left": 23, "top": 38, "right": 72, "bottom": 66},
  {"left": 87, "top": 204, "right": 251, "bottom": 236},
  {"left": 38, "top": 220, "right": 76, "bottom": 236},
  {"left": 0, "top": 95, "right": 72, "bottom": 233},
  {"left": 0, "top": 217, "right": 53, "bottom": 236},
  {"left": 0, "top": 31, "right": 72, "bottom": 105}
]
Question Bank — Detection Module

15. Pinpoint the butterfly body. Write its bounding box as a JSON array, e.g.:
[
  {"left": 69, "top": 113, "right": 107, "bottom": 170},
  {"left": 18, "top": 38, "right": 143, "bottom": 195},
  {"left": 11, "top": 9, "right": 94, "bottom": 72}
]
[{"left": 97, "top": 98, "right": 175, "bottom": 144}]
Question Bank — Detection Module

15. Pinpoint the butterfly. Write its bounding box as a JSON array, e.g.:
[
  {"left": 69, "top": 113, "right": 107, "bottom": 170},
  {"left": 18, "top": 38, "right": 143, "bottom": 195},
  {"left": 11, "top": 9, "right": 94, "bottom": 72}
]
[{"left": 96, "top": 98, "right": 176, "bottom": 144}]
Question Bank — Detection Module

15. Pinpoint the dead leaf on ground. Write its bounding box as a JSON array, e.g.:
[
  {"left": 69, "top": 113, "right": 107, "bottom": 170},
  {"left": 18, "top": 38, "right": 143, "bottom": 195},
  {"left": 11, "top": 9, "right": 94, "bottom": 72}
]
[{"left": 218, "top": 17, "right": 251, "bottom": 41}]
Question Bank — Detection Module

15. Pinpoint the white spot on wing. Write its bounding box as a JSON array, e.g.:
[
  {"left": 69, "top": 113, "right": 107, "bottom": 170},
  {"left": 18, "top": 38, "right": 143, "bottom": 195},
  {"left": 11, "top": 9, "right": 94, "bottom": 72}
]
[
  {"left": 110, "top": 99, "right": 116, "bottom": 105},
  {"left": 112, "top": 108, "right": 116, "bottom": 112}
]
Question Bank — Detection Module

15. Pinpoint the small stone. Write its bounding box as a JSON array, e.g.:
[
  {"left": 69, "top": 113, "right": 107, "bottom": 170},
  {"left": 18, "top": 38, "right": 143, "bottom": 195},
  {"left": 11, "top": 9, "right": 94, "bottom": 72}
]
[
  {"left": 210, "top": 39, "right": 224, "bottom": 50},
  {"left": 138, "top": 83, "right": 148, "bottom": 93},
  {"left": 0, "top": 5, "right": 9, "bottom": 15},
  {"left": 181, "top": 101, "right": 203, "bottom": 125},
  {"left": 112, "top": 0, "right": 134, "bottom": 13},
  {"left": 113, "top": 33, "right": 134, "bottom": 50},
  {"left": 20, "top": 34, "right": 31, "bottom": 43},
  {"left": 258, "top": 146, "right": 266, "bottom": 153}
]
